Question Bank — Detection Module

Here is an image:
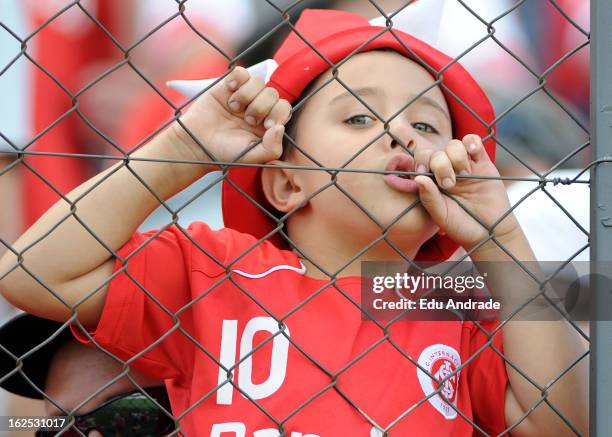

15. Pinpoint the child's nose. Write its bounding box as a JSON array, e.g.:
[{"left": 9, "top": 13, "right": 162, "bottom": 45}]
[{"left": 387, "top": 119, "right": 417, "bottom": 154}]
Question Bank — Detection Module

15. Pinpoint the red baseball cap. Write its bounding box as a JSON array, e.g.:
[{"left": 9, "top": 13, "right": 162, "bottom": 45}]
[{"left": 219, "top": 9, "right": 496, "bottom": 262}]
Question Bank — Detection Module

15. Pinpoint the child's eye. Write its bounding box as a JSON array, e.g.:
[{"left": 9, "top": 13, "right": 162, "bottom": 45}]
[
  {"left": 412, "top": 122, "right": 439, "bottom": 134},
  {"left": 344, "top": 114, "right": 375, "bottom": 126}
]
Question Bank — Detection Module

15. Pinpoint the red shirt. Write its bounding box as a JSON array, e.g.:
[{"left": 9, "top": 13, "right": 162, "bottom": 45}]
[{"left": 73, "top": 222, "right": 508, "bottom": 436}]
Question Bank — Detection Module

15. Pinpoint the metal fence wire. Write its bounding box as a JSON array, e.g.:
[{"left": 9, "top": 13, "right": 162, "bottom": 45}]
[{"left": 0, "top": 0, "right": 606, "bottom": 436}]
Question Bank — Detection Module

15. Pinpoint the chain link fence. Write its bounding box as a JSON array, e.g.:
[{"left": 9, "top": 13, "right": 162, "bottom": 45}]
[{"left": 0, "top": 0, "right": 604, "bottom": 436}]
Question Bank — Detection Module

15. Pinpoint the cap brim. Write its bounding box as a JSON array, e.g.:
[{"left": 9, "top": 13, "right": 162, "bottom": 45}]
[{"left": 0, "top": 314, "right": 72, "bottom": 399}]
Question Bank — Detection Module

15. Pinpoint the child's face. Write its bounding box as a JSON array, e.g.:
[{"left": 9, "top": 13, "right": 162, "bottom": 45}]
[{"left": 266, "top": 50, "right": 454, "bottom": 254}]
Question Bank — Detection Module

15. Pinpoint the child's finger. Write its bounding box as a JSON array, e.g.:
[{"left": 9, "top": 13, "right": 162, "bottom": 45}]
[
  {"left": 445, "top": 139, "right": 471, "bottom": 176},
  {"left": 415, "top": 175, "right": 447, "bottom": 227},
  {"left": 462, "top": 134, "right": 486, "bottom": 162},
  {"left": 209, "top": 67, "right": 250, "bottom": 102},
  {"left": 264, "top": 99, "right": 292, "bottom": 129},
  {"left": 414, "top": 146, "right": 435, "bottom": 175},
  {"left": 429, "top": 150, "right": 456, "bottom": 189},
  {"left": 260, "top": 124, "right": 285, "bottom": 161},
  {"left": 224, "top": 66, "right": 250, "bottom": 92},
  {"left": 240, "top": 125, "right": 284, "bottom": 164},
  {"left": 228, "top": 75, "right": 265, "bottom": 113},
  {"left": 244, "top": 87, "right": 280, "bottom": 126}
]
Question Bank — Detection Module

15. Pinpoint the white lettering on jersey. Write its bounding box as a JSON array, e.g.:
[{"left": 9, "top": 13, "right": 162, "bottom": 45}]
[
  {"left": 370, "top": 427, "right": 384, "bottom": 437},
  {"left": 211, "top": 424, "right": 319, "bottom": 437},
  {"left": 217, "top": 317, "right": 290, "bottom": 405},
  {"left": 217, "top": 320, "right": 239, "bottom": 405},
  {"left": 239, "top": 317, "right": 290, "bottom": 400},
  {"left": 416, "top": 344, "right": 462, "bottom": 419},
  {"left": 211, "top": 422, "right": 246, "bottom": 437},
  {"left": 252, "top": 430, "right": 318, "bottom": 437}
]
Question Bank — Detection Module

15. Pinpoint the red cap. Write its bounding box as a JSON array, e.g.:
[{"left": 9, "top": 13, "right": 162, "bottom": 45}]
[{"left": 222, "top": 9, "right": 496, "bottom": 261}]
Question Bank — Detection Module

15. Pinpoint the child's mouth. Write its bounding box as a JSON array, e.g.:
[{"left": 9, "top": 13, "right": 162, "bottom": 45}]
[{"left": 383, "top": 154, "right": 419, "bottom": 193}]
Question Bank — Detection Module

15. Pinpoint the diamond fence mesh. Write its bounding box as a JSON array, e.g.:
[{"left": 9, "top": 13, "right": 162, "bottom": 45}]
[{"left": 0, "top": 0, "right": 602, "bottom": 436}]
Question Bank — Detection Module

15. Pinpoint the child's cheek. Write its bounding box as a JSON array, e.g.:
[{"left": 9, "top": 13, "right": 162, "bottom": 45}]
[{"left": 323, "top": 129, "right": 379, "bottom": 164}]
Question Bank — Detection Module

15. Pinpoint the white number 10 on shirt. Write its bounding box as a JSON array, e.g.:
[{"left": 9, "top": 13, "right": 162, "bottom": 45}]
[{"left": 217, "top": 317, "right": 291, "bottom": 405}]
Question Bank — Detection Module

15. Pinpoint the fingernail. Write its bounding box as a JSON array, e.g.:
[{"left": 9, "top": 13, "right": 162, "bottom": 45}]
[
  {"left": 458, "top": 170, "right": 469, "bottom": 176},
  {"left": 229, "top": 101, "right": 240, "bottom": 112},
  {"left": 227, "top": 80, "right": 237, "bottom": 91},
  {"left": 245, "top": 115, "right": 256, "bottom": 126},
  {"left": 264, "top": 118, "right": 275, "bottom": 129},
  {"left": 468, "top": 143, "right": 477, "bottom": 152},
  {"left": 442, "top": 177, "right": 454, "bottom": 188},
  {"left": 416, "top": 164, "right": 427, "bottom": 174}
]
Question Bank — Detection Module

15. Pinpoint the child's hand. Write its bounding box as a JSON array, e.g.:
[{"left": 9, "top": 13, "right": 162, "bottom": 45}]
[
  {"left": 414, "top": 135, "right": 520, "bottom": 250},
  {"left": 170, "top": 67, "right": 292, "bottom": 166}
]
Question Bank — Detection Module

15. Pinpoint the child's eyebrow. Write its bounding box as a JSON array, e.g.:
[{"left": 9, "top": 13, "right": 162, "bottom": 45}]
[
  {"left": 329, "top": 86, "right": 384, "bottom": 106},
  {"left": 409, "top": 95, "right": 451, "bottom": 122},
  {"left": 329, "top": 87, "right": 450, "bottom": 121}
]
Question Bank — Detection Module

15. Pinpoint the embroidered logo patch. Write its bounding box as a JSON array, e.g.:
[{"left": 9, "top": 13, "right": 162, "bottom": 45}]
[{"left": 416, "top": 344, "right": 461, "bottom": 419}]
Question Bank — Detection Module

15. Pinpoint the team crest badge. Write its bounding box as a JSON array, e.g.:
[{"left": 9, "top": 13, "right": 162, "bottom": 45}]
[{"left": 416, "top": 344, "right": 461, "bottom": 419}]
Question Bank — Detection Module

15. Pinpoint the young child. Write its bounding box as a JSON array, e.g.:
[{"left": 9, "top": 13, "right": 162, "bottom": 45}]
[{"left": 0, "top": 9, "right": 587, "bottom": 437}]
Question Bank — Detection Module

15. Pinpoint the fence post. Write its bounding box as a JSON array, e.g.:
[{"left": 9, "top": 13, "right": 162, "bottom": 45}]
[{"left": 590, "top": 0, "right": 612, "bottom": 435}]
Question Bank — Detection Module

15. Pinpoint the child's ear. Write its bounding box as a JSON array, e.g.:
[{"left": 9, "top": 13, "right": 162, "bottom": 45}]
[{"left": 261, "top": 160, "right": 306, "bottom": 213}]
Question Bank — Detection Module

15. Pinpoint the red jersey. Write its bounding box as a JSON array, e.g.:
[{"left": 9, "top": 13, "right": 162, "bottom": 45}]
[{"left": 73, "top": 222, "right": 508, "bottom": 436}]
